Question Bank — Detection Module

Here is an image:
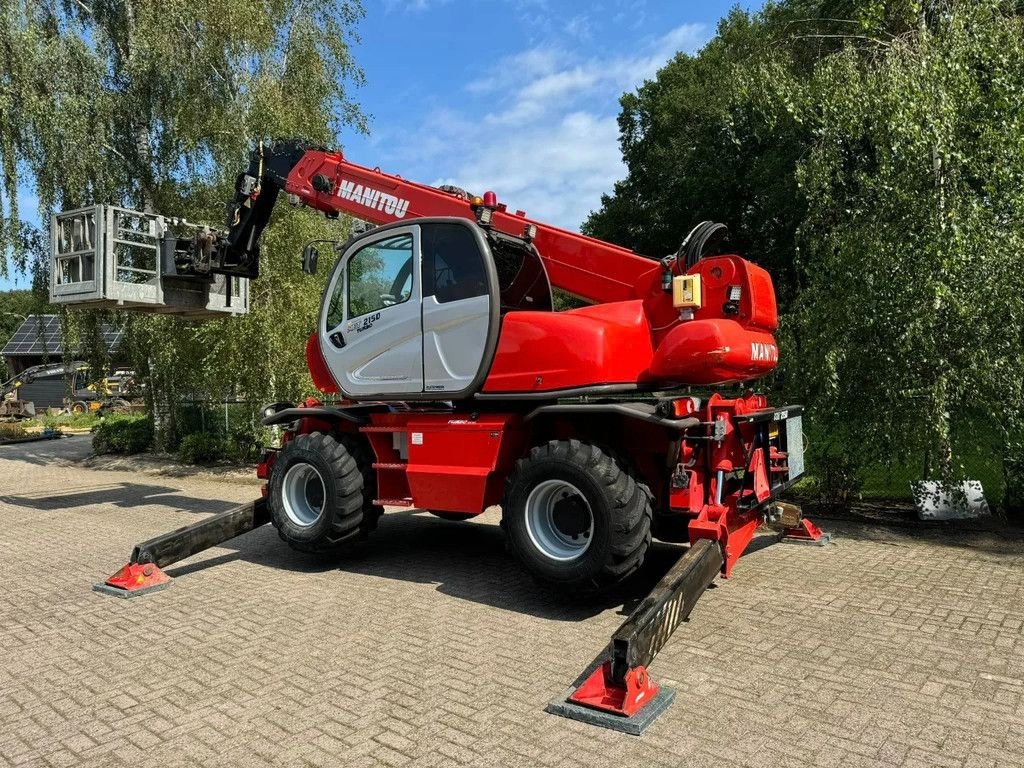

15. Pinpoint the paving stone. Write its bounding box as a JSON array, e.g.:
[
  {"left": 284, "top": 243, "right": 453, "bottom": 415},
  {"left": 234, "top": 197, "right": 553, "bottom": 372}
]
[{"left": 1, "top": 436, "right": 1023, "bottom": 767}]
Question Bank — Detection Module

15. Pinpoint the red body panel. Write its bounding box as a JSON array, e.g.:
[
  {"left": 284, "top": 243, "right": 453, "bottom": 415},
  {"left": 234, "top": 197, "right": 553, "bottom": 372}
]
[
  {"left": 286, "top": 150, "right": 784, "bottom": 393},
  {"left": 347, "top": 411, "right": 524, "bottom": 513},
  {"left": 690, "top": 255, "right": 777, "bottom": 332},
  {"left": 647, "top": 320, "right": 778, "bottom": 386},
  {"left": 305, "top": 333, "right": 338, "bottom": 394},
  {"left": 483, "top": 301, "right": 653, "bottom": 393},
  {"left": 403, "top": 413, "right": 525, "bottom": 512}
]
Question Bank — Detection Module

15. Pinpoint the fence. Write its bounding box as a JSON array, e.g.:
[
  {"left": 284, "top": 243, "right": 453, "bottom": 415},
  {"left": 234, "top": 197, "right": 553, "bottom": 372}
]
[
  {"left": 799, "top": 422, "right": 1012, "bottom": 512},
  {"left": 159, "top": 399, "right": 268, "bottom": 462}
]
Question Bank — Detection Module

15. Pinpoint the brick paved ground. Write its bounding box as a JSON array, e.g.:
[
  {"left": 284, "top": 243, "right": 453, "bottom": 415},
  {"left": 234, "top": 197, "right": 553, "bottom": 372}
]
[{"left": 1, "top": 436, "right": 1023, "bottom": 767}]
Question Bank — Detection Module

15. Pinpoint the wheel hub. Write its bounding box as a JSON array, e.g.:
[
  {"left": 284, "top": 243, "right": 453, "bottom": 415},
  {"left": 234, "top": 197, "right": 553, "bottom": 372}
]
[
  {"left": 552, "top": 495, "right": 590, "bottom": 537},
  {"left": 281, "top": 462, "right": 326, "bottom": 528},
  {"left": 524, "top": 479, "right": 594, "bottom": 562}
]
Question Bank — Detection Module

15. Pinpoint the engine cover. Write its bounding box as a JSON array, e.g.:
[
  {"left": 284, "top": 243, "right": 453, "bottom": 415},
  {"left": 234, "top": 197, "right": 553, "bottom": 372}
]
[
  {"left": 482, "top": 301, "right": 654, "bottom": 394},
  {"left": 647, "top": 319, "right": 779, "bottom": 386}
]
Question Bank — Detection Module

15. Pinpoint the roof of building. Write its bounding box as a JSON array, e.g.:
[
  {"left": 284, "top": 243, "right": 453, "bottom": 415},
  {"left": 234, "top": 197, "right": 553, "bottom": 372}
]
[{"left": 1, "top": 314, "right": 124, "bottom": 358}]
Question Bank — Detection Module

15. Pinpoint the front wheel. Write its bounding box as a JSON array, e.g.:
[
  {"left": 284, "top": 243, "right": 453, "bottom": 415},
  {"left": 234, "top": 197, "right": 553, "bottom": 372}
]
[
  {"left": 268, "top": 431, "right": 377, "bottom": 553},
  {"left": 502, "top": 440, "right": 652, "bottom": 592}
]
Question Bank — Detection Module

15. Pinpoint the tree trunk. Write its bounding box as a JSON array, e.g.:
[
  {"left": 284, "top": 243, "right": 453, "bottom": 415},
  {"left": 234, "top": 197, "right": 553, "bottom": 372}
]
[{"left": 120, "top": 0, "right": 175, "bottom": 451}]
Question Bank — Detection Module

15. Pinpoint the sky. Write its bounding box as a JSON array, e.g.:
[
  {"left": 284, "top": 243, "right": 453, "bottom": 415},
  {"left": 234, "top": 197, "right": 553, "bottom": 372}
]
[{"left": 1, "top": 0, "right": 762, "bottom": 291}]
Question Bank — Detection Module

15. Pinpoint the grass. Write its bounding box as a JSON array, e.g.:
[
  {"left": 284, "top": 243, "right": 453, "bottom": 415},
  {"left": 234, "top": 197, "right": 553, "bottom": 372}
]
[
  {"left": 21, "top": 412, "right": 102, "bottom": 431},
  {"left": 0, "top": 422, "right": 27, "bottom": 440},
  {"left": 857, "top": 445, "right": 1004, "bottom": 502}
]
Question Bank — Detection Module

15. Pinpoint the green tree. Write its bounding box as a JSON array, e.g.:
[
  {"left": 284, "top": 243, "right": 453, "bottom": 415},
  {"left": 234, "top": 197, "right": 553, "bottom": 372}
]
[
  {"left": 0, "top": 0, "right": 366, "bottom": 445},
  {"left": 588, "top": 0, "right": 1024, "bottom": 492},
  {"left": 0, "top": 289, "right": 50, "bottom": 354},
  {"left": 779, "top": 1, "right": 1024, "bottom": 479}
]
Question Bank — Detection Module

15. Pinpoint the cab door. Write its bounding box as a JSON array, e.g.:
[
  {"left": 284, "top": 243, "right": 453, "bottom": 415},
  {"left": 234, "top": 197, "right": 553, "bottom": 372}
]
[
  {"left": 420, "top": 221, "right": 498, "bottom": 395},
  {"left": 320, "top": 227, "right": 423, "bottom": 397}
]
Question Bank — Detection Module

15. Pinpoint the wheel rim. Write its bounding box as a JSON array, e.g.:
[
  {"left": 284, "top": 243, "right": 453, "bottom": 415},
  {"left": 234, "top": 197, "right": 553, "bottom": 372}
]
[
  {"left": 524, "top": 479, "right": 594, "bottom": 562},
  {"left": 281, "top": 463, "right": 327, "bottom": 527}
]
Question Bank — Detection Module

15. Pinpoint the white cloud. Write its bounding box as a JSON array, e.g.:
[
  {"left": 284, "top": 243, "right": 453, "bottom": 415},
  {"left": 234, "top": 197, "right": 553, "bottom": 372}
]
[
  {"left": 465, "top": 47, "right": 562, "bottom": 95},
  {"left": 475, "top": 23, "right": 706, "bottom": 130},
  {"left": 372, "top": 21, "right": 709, "bottom": 231},
  {"left": 432, "top": 112, "right": 624, "bottom": 228},
  {"left": 563, "top": 14, "right": 592, "bottom": 40},
  {"left": 483, "top": 68, "right": 600, "bottom": 126},
  {"left": 504, "top": 0, "right": 552, "bottom": 29}
]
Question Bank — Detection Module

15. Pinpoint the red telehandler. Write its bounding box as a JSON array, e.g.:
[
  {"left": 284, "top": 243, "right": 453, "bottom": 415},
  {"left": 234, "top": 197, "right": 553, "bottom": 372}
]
[{"left": 94, "top": 139, "right": 825, "bottom": 733}]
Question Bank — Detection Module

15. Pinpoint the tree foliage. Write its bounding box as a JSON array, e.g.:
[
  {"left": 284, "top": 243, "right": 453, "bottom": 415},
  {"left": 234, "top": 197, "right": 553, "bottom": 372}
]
[
  {"left": 587, "top": 0, "right": 1024, "bottom": 483},
  {"left": 0, "top": 288, "right": 53, "bottom": 368},
  {"left": 0, "top": 0, "right": 366, "bottom": 444}
]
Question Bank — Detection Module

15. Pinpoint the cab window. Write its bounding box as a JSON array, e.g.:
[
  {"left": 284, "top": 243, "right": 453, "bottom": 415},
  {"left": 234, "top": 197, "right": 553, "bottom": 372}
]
[
  {"left": 421, "top": 223, "right": 488, "bottom": 303},
  {"left": 344, "top": 234, "right": 414, "bottom": 319}
]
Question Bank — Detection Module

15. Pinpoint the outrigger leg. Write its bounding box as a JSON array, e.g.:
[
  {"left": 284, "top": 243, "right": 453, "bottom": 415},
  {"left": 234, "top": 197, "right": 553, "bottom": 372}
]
[
  {"left": 546, "top": 538, "right": 724, "bottom": 735},
  {"left": 94, "top": 498, "right": 270, "bottom": 598}
]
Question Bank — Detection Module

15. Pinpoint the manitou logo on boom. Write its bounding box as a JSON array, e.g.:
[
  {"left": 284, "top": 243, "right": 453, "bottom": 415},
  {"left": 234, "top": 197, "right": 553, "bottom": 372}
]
[
  {"left": 751, "top": 342, "right": 778, "bottom": 363},
  {"left": 337, "top": 180, "right": 410, "bottom": 218}
]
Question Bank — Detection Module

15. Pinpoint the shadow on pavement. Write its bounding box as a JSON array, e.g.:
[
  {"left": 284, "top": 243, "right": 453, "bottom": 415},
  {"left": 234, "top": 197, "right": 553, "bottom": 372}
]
[
  {"left": 0, "top": 434, "right": 94, "bottom": 466},
  {"left": 1, "top": 482, "right": 239, "bottom": 515},
  {"left": 812, "top": 517, "right": 1024, "bottom": 557},
  {"left": 160, "top": 511, "right": 700, "bottom": 622},
  {"left": 161, "top": 509, "right": 784, "bottom": 623}
]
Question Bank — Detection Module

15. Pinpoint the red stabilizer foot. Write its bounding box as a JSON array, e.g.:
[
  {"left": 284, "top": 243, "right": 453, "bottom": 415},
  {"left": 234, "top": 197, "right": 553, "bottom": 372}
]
[
  {"left": 94, "top": 562, "right": 172, "bottom": 598},
  {"left": 567, "top": 661, "right": 659, "bottom": 717},
  {"left": 781, "top": 517, "right": 831, "bottom": 544}
]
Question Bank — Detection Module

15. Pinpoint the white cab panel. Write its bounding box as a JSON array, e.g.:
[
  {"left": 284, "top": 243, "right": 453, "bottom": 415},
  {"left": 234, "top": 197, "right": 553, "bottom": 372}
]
[
  {"left": 422, "top": 294, "right": 490, "bottom": 393},
  {"left": 320, "top": 226, "right": 424, "bottom": 398}
]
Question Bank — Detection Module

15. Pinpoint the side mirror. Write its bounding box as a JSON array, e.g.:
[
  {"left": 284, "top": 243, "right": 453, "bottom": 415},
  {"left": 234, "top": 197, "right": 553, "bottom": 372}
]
[{"left": 301, "top": 243, "right": 319, "bottom": 275}]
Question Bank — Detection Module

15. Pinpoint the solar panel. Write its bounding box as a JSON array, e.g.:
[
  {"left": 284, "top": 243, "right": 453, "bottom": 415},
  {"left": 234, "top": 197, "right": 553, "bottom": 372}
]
[{"left": 1, "top": 315, "right": 123, "bottom": 358}]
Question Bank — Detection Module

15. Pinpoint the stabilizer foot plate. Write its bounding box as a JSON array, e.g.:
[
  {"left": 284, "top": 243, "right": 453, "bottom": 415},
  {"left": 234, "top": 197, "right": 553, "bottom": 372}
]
[
  {"left": 781, "top": 517, "right": 832, "bottom": 546},
  {"left": 93, "top": 562, "right": 172, "bottom": 598},
  {"left": 546, "top": 683, "right": 676, "bottom": 735},
  {"left": 545, "top": 658, "right": 677, "bottom": 735}
]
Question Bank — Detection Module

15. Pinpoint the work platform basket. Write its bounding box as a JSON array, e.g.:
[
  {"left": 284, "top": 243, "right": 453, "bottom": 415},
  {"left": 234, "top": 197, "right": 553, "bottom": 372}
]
[{"left": 49, "top": 205, "right": 249, "bottom": 318}]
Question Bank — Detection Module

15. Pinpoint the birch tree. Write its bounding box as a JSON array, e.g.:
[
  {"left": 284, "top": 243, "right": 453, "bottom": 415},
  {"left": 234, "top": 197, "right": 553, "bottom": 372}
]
[{"left": 0, "top": 0, "right": 366, "bottom": 445}]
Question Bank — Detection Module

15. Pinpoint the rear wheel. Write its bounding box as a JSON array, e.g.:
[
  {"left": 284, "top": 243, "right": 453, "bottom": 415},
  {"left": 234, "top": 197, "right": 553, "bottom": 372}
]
[
  {"left": 269, "top": 431, "right": 380, "bottom": 553},
  {"left": 502, "top": 440, "right": 652, "bottom": 592}
]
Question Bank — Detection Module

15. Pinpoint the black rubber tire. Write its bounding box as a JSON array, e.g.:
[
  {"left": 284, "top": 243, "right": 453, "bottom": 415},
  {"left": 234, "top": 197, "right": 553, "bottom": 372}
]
[
  {"left": 502, "top": 439, "right": 653, "bottom": 592},
  {"left": 269, "top": 431, "right": 379, "bottom": 553},
  {"left": 428, "top": 511, "right": 478, "bottom": 521},
  {"left": 348, "top": 435, "right": 384, "bottom": 534}
]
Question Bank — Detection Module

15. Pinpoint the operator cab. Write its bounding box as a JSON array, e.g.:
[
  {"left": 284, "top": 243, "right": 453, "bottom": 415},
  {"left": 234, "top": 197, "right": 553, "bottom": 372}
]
[{"left": 319, "top": 217, "right": 551, "bottom": 399}]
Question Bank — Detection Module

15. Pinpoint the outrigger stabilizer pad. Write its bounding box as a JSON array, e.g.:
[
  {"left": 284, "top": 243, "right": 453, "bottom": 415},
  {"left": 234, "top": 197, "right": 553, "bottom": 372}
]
[
  {"left": 93, "top": 562, "right": 172, "bottom": 598},
  {"left": 781, "top": 516, "right": 832, "bottom": 546},
  {"left": 548, "top": 538, "right": 724, "bottom": 735},
  {"left": 546, "top": 658, "right": 677, "bottom": 735},
  {"left": 772, "top": 501, "right": 831, "bottom": 546},
  {"left": 93, "top": 498, "right": 270, "bottom": 598}
]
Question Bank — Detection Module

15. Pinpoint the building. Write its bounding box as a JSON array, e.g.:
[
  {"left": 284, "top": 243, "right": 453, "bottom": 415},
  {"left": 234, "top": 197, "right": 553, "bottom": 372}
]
[{"left": 2, "top": 314, "right": 124, "bottom": 376}]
